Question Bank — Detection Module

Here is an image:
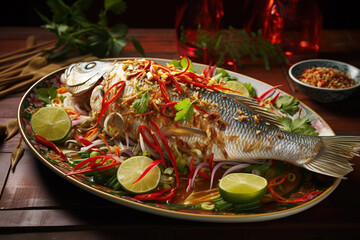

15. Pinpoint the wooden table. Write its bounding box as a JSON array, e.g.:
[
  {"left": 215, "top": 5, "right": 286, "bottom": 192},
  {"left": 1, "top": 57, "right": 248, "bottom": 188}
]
[{"left": 0, "top": 27, "right": 360, "bottom": 239}]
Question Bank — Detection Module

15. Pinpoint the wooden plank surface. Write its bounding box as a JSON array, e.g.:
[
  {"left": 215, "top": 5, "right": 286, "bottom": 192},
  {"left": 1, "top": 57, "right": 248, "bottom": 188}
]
[{"left": 0, "top": 27, "right": 360, "bottom": 239}]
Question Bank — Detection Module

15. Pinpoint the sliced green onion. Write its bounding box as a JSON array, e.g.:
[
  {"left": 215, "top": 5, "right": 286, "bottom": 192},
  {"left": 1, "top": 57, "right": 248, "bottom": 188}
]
[
  {"left": 201, "top": 202, "right": 215, "bottom": 211},
  {"left": 213, "top": 198, "right": 233, "bottom": 212},
  {"left": 287, "top": 173, "right": 296, "bottom": 182}
]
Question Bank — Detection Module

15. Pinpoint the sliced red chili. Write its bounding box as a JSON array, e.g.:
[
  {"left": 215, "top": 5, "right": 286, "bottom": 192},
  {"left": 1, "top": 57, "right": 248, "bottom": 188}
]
[
  {"left": 193, "top": 105, "right": 207, "bottom": 114},
  {"left": 150, "top": 120, "right": 180, "bottom": 188},
  {"left": 208, "top": 153, "right": 214, "bottom": 173},
  {"left": 268, "top": 173, "right": 323, "bottom": 204},
  {"left": 65, "top": 155, "right": 119, "bottom": 176},
  {"left": 270, "top": 92, "right": 281, "bottom": 105},
  {"left": 134, "top": 187, "right": 176, "bottom": 202},
  {"left": 90, "top": 81, "right": 125, "bottom": 129},
  {"left": 160, "top": 101, "right": 177, "bottom": 118},
  {"left": 133, "top": 159, "right": 162, "bottom": 184},
  {"left": 173, "top": 57, "right": 190, "bottom": 76},
  {"left": 139, "top": 125, "right": 166, "bottom": 167},
  {"left": 34, "top": 134, "right": 68, "bottom": 161},
  {"left": 75, "top": 135, "right": 100, "bottom": 152}
]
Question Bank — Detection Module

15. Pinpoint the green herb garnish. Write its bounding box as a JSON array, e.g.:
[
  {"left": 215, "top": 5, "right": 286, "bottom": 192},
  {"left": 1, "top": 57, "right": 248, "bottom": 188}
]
[
  {"left": 170, "top": 58, "right": 195, "bottom": 72},
  {"left": 243, "top": 83, "right": 257, "bottom": 98},
  {"left": 213, "top": 68, "right": 237, "bottom": 82},
  {"left": 37, "top": 0, "right": 144, "bottom": 59},
  {"left": 174, "top": 98, "right": 194, "bottom": 122},
  {"left": 277, "top": 116, "right": 318, "bottom": 136},
  {"left": 274, "top": 95, "right": 300, "bottom": 116},
  {"left": 132, "top": 91, "right": 150, "bottom": 114},
  {"left": 36, "top": 87, "right": 65, "bottom": 104}
]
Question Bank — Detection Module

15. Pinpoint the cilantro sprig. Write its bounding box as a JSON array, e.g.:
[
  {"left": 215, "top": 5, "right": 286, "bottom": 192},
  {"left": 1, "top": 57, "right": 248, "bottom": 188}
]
[
  {"left": 170, "top": 58, "right": 195, "bottom": 72},
  {"left": 274, "top": 95, "right": 299, "bottom": 116},
  {"left": 37, "top": 0, "right": 144, "bottom": 59},
  {"left": 36, "top": 87, "right": 65, "bottom": 104},
  {"left": 132, "top": 91, "right": 150, "bottom": 114},
  {"left": 277, "top": 116, "right": 318, "bottom": 136},
  {"left": 174, "top": 98, "right": 195, "bottom": 122}
]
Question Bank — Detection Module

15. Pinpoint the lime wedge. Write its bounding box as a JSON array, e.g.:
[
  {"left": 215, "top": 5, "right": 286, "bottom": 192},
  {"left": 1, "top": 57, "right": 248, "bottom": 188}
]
[
  {"left": 218, "top": 173, "right": 268, "bottom": 204},
  {"left": 221, "top": 81, "right": 250, "bottom": 97},
  {"left": 31, "top": 106, "right": 71, "bottom": 142},
  {"left": 117, "top": 156, "right": 161, "bottom": 194}
]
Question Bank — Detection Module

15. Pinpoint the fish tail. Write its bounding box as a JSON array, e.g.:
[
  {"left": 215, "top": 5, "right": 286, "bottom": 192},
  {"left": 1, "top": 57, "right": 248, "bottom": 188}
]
[{"left": 303, "top": 136, "right": 360, "bottom": 179}]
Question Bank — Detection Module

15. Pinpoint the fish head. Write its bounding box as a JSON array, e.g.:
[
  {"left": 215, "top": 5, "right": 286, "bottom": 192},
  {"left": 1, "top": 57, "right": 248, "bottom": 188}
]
[{"left": 60, "top": 61, "right": 114, "bottom": 96}]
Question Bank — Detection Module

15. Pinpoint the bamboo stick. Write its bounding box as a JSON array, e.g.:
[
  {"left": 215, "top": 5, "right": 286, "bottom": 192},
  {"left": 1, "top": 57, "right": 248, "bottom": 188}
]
[
  {"left": 0, "top": 47, "right": 46, "bottom": 65},
  {"left": 0, "top": 52, "right": 42, "bottom": 75},
  {"left": 0, "top": 76, "right": 38, "bottom": 97},
  {"left": 0, "top": 74, "right": 33, "bottom": 87},
  {"left": 0, "top": 39, "right": 55, "bottom": 60}
]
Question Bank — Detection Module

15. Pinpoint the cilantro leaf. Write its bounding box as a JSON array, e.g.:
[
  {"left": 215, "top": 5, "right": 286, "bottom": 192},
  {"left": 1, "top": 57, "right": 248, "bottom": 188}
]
[
  {"left": 277, "top": 116, "right": 318, "bottom": 136},
  {"left": 213, "top": 68, "right": 237, "bottom": 82},
  {"left": 274, "top": 95, "right": 299, "bottom": 116},
  {"left": 36, "top": 87, "right": 64, "bottom": 104},
  {"left": 243, "top": 82, "right": 256, "bottom": 98},
  {"left": 174, "top": 98, "right": 194, "bottom": 122},
  {"left": 132, "top": 91, "right": 150, "bottom": 114},
  {"left": 170, "top": 58, "right": 195, "bottom": 72}
]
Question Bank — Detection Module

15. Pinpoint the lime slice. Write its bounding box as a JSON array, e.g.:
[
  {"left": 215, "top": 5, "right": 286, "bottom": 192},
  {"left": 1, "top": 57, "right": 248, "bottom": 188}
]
[
  {"left": 218, "top": 173, "right": 268, "bottom": 204},
  {"left": 221, "top": 81, "right": 250, "bottom": 97},
  {"left": 31, "top": 106, "right": 71, "bottom": 142},
  {"left": 117, "top": 156, "right": 161, "bottom": 194}
]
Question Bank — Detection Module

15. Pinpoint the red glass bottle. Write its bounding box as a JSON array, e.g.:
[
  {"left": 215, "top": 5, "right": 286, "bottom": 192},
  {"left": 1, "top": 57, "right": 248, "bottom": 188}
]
[
  {"left": 175, "top": 0, "right": 224, "bottom": 61},
  {"left": 244, "top": 0, "right": 322, "bottom": 64}
]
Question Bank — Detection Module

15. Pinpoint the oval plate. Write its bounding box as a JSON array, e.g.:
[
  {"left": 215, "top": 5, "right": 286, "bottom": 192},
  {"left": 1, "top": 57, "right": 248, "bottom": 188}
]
[{"left": 18, "top": 58, "right": 340, "bottom": 222}]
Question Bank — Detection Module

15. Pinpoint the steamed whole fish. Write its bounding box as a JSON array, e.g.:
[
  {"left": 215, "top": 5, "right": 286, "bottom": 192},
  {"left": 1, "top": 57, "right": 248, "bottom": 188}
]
[{"left": 60, "top": 59, "right": 360, "bottom": 179}]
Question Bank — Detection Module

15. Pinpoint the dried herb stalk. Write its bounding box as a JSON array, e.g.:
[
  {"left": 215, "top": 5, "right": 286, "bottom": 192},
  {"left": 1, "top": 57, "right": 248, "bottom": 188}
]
[
  {"left": 4, "top": 119, "right": 19, "bottom": 141},
  {"left": 10, "top": 137, "right": 25, "bottom": 172}
]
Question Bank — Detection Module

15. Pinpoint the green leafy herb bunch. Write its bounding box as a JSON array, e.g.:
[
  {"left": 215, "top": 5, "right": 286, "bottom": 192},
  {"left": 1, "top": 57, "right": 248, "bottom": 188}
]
[{"left": 37, "top": 0, "right": 145, "bottom": 59}]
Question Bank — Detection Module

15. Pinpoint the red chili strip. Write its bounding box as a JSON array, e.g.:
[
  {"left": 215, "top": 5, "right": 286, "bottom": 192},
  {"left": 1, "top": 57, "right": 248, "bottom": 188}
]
[
  {"left": 150, "top": 120, "right": 180, "bottom": 188},
  {"left": 208, "top": 153, "right": 214, "bottom": 173},
  {"left": 90, "top": 81, "right": 125, "bottom": 129},
  {"left": 139, "top": 125, "right": 166, "bottom": 167},
  {"left": 160, "top": 101, "right": 177, "bottom": 118},
  {"left": 268, "top": 173, "right": 323, "bottom": 204},
  {"left": 168, "top": 75, "right": 182, "bottom": 93},
  {"left": 173, "top": 57, "right": 190, "bottom": 76},
  {"left": 178, "top": 75, "right": 208, "bottom": 88},
  {"left": 255, "top": 85, "right": 283, "bottom": 106},
  {"left": 203, "top": 63, "right": 216, "bottom": 78},
  {"left": 290, "top": 190, "right": 323, "bottom": 203},
  {"left": 75, "top": 135, "right": 100, "bottom": 152},
  {"left": 270, "top": 92, "right": 281, "bottom": 105},
  {"left": 65, "top": 155, "right": 119, "bottom": 176},
  {"left": 202, "top": 61, "right": 213, "bottom": 76},
  {"left": 133, "top": 187, "right": 176, "bottom": 202},
  {"left": 193, "top": 105, "right": 207, "bottom": 114},
  {"left": 133, "top": 159, "right": 162, "bottom": 184},
  {"left": 186, "top": 154, "right": 196, "bottom": 192},
  {"left": 152, "top": 73, "right": 171, "bottom": 103},
  {"left": 34, "top": 135, "right": 68, "bottom": 161}
]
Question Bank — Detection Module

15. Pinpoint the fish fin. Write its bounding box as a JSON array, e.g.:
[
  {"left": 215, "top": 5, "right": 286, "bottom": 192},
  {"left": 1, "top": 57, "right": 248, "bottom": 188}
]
[
  {"left": 227, "top": 94, "right": 283, "bottom": 128},
  {"left": 303, "top": 136, "right": 360, "bottom": 179},
  {"left": 160, "top": 126, "right": 206, "bottom": 137}
]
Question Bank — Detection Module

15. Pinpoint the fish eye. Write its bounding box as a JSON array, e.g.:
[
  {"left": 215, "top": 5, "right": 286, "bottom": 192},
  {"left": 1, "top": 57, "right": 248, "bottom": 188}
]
[{"left": 85, "top": 62, "right": 96, "bottom": 70}]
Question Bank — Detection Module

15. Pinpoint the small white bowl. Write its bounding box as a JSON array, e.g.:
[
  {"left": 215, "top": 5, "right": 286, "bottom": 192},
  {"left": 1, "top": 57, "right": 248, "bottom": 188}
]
[{"left": 288, "top": 59, "right": 360, "bottom": 102}]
